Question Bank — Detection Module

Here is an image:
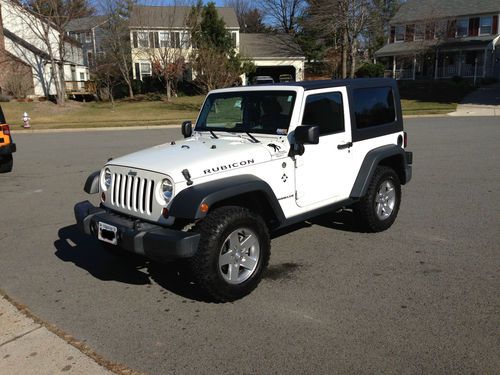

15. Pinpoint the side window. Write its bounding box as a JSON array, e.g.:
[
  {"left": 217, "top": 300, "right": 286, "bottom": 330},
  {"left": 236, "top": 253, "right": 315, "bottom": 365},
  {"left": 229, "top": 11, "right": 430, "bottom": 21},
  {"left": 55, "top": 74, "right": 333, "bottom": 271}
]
[
  {"left": 302, "top": 92, "right": 344, "bottom": 136},
  {"left": 353, "top": 87, "right": 396, "bottom": 129}
]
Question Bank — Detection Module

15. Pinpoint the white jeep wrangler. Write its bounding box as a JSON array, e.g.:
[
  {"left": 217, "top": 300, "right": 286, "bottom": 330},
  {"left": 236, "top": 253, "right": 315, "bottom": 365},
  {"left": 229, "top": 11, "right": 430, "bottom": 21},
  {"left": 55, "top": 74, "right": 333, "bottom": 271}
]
[{"left": 75, "top": 78, "right": 412, "bottom": 301}]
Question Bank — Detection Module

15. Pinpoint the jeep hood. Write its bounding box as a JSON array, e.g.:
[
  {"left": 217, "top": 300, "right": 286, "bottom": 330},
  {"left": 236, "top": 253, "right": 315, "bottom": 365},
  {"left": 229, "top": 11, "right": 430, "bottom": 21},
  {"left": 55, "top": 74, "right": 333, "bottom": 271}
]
[{"left": 107, "top": 136, "right": 286, "bottom": 183}]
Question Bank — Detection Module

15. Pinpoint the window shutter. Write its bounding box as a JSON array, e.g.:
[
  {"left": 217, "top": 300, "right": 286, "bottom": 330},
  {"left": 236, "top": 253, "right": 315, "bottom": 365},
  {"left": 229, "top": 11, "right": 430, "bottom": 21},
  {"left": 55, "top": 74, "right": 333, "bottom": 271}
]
[
  {"left": 405, "top": 25, "right": 414, "bottom": 41},
  {"left": 493, "top": 15, "right": 498, "bottom": 34},
  {"left": 447, "top": 20, "right": 457, "bottom": 38},
  {"left": 390, "top": 26, "right": 395, "bottom": 43},
  {"left": 469, "top": 17, "right": 479, "bottom": 36},
  {"left": 135, "top": 63, "right": 140, "bottom": 80},
  {"left": 133, "top": 32, "right": 138, "bottom": 48},
  {"left": 154, "top": 32, "right": 159, "bottom": 48},
  {"left": 149, "top": 32, "right": 155, "bottom": 48}
]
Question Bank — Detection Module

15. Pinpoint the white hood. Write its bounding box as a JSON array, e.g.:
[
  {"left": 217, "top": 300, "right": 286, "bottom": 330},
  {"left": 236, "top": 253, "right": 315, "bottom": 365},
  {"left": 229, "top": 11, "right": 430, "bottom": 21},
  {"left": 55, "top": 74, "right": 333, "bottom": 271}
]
[{"left": 107, "top": 134, "right": 287, "bottom": 183}]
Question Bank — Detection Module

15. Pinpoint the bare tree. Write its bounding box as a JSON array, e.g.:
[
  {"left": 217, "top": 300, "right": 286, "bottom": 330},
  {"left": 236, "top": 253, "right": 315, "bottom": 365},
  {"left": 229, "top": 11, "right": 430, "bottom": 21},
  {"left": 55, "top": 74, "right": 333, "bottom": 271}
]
[
  {"left": 259, "top": 0, "right": 304, "bottom": 34},
  {"left": 306, "top": 0, "right": 371, "bottom": 77},
  {"left": 93, "top": 54, "right": 123, "bottom": 107},
  {"left": 98, "top": 0, "right": 135, "bottom": 98}
]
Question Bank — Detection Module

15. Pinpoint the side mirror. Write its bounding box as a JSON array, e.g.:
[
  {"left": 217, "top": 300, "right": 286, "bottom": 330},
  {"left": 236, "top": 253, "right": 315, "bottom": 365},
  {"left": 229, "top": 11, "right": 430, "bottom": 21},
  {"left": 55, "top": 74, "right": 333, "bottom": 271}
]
[
  {"left": 181, "top": 120, "right": 192, "bottom": 138},
  {"left": 294, "top": 125, "right": 319, "bottom": 145}
]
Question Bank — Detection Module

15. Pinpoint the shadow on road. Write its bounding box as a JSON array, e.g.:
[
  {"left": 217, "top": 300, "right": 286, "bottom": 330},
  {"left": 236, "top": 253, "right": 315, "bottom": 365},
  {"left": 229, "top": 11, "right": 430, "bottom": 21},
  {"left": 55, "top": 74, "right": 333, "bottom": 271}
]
[
  {"left": 309, "top": 209, "right": 367, "bottom": 233},
  {"left": 54, "top": 225, "right": 210, "bottom": 302}
]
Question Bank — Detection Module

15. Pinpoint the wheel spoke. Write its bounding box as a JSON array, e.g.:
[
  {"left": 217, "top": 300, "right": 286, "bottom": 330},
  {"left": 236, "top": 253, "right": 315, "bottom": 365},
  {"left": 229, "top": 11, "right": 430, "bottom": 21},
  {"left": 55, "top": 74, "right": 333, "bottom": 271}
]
[
  {"left": 228, "top": 232, "right": 240, "bottom": 249},
  {"left": 240, "top": 233, "right": 257, "bottom": 251},
  {"left": 228, "top": 263, "right": 240, "bottom": 281},
  {"left": 219, "top": 251, "right": 233, "bottom": 266},
  {"left": 386, "top": 188, "right": 395, "bottom": 201},
  {"left": 376, "top": 203, "right": 383, "bottom": 217},
  {"left": 240, "top": 255, "right": 257, "bottom": 270}
]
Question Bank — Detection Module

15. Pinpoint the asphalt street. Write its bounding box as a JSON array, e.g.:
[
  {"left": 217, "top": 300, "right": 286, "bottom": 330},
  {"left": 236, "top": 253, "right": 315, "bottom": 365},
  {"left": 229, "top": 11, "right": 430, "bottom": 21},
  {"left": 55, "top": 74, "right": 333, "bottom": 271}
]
[{"left": 0, "top": 117, "right": 499, "bottom": 374}]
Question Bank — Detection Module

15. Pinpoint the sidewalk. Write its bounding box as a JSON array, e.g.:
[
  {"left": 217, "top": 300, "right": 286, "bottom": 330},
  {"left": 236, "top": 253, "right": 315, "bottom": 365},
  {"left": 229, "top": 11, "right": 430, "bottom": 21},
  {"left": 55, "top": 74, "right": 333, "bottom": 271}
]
[
  {"left": 0, "top": 294, "right": 125, "bottom": 375},
  {"left": 449, "top": 83, "right": 500, "bottom": 116}
]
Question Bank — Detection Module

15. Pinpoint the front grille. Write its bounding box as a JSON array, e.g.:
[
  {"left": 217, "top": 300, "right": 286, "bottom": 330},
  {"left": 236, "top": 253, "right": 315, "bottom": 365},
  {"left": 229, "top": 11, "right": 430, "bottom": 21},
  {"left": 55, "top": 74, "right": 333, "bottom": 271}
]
[{"left": 111, "top": 173, "right": 156, "bottom": 215}]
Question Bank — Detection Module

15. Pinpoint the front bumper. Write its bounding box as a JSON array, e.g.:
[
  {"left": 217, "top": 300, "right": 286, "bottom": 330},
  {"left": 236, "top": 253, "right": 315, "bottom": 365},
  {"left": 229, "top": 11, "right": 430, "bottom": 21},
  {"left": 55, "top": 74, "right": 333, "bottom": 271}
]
[
  {"left": 0, "top": 143, "right": 16, "bottom": 155},
  {"left": 74, "top": 201, "right": 200, "bottom": 262}
]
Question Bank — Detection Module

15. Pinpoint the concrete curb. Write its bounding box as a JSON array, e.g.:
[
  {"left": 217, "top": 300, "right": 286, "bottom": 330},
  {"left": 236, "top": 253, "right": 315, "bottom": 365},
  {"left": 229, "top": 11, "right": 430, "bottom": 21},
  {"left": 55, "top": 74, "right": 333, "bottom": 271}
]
[
  {"left": 0, "top": 290, "right": 144, "bottom": 375},
  {"left": 11, "top": 124, "right": 179, "bottom": 134}
]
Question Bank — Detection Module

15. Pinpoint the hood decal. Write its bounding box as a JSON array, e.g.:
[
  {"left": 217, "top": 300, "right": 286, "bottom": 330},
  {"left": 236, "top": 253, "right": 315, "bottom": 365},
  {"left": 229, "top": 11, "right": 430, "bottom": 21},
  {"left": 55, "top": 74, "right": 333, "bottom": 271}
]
[{"left": 203, "top": 159, "right": 255, "bottom": 175}]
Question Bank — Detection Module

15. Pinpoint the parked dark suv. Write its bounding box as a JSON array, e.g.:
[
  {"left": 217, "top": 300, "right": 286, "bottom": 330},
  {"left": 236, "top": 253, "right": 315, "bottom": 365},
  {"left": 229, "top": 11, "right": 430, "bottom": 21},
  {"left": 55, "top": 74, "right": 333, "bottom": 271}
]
[{"left": 0, "top": 105, "right": 16, "bottom": 173}]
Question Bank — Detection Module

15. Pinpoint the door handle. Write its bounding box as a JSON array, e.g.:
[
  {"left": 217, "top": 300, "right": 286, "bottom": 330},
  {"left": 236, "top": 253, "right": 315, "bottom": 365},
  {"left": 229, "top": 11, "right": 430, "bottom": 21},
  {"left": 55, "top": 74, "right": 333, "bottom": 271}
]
[{"left": 337, "top": 142, "right": 353, "bottom": 150}]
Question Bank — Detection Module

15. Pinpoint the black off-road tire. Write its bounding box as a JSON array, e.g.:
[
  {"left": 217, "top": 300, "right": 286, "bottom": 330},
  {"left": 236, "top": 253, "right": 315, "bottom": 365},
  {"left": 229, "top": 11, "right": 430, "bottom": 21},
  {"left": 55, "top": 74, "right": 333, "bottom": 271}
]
[
  {"left": 355, "top": 166, "right": 401, "bottom": 232},
  {"left": 0, "top": 155, "right": 13, "bottom": 173},
  {"left": 190, "top": 206, "right": 271, "bottom": 302}
]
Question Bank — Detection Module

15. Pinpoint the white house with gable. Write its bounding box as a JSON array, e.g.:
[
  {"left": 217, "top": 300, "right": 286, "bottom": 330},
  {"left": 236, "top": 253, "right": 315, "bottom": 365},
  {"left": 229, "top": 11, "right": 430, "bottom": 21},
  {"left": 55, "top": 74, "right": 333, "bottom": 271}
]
[{"left": 0, "top": 0, "right": 89, "bottom": 97}]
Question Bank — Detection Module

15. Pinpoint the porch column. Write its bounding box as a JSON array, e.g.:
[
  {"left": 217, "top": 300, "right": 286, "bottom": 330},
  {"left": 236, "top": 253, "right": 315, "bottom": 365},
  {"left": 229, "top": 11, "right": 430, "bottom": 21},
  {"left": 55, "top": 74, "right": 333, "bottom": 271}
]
[
  {"left": 483, "top": 48, "right": 488, "bottom": 77},
  {"left": 458, "top": 50, "right": 462, "bottom": 76},
  {"left": 412, "top": 55, "right": 416, "bottom": 80},
  {"left": 392, "top": 56, "right": 396, "bottom": 78},
  {"left": 434, "top": 50, "right": 439, "bottom": 79}
]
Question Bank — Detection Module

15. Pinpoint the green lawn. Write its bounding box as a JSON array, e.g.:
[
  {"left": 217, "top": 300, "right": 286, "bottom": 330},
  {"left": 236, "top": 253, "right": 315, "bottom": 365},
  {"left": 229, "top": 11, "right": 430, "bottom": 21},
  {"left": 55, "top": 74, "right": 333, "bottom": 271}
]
[
  {"left": 2, "top": 96, "right": 205, "bottom": 130},
  {"left": 2, "top": 86, "right": 464, "bottom": 130}
]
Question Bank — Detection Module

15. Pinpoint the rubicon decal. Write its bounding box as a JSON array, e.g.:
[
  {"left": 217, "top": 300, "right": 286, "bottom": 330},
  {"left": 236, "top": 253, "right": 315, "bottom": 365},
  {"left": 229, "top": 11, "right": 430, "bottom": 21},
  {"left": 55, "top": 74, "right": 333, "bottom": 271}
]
[{"left": 204, "top": 159, "right": 255, "bottom": 174}]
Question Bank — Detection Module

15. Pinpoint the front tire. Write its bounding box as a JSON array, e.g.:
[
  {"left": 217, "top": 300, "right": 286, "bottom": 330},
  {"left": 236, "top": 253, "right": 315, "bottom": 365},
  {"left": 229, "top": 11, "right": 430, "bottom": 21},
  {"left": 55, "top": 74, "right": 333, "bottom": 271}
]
[
  {"left": 355, "top": 166, "right": 401, "bottom": 232},
  {"left": 190, "top": 206, "right": 270, "bottom": 302},
  {"left": 0, "top": 155, "right": 13, "bottom": 173}
]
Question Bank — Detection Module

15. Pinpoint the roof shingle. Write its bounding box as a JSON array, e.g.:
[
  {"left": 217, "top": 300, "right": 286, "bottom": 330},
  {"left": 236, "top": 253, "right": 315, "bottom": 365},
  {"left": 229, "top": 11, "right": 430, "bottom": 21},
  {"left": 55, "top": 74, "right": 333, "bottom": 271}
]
[
  {"left": 239, "top": 33, "right": 304, "bottom": 59},
  {"left": 129, "top": 6, "right": 239, "bottom": 29},
  {"left": 391, "top": 0, "right": 500, "bottom": 24}
]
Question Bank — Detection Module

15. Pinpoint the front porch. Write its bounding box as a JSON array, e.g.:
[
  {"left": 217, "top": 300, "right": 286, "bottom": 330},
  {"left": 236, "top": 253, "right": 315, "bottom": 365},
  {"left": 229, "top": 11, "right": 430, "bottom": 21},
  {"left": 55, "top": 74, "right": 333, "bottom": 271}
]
[{"left": 381, "top": 49, "right": 488, "bottom": 81}]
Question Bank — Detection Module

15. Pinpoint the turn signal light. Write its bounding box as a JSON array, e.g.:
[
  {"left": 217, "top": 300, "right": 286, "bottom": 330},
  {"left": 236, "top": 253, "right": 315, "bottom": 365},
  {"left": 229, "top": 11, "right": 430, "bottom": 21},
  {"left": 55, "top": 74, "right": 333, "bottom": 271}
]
[
  {"left": 403, "top": 131, "right": 408, "bottom": 148},
  {"left": 200, "top": 203, "right": 209, "bottom": 213},
  {"left": 2, "top": 125, "right": 10, "bottom": 135}
]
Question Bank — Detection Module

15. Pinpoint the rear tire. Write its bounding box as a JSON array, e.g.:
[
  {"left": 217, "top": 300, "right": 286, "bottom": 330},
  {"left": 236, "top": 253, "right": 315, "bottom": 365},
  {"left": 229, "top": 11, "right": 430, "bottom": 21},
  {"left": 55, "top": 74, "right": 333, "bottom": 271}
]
[
  {"left": 190, "top": 206, "right": 270, "bottom": 302},
  {"left": 0, "top": 155, "right": 13, "bottom": 173},
  {"left": 355, "top": 166, "right": 401, "bottom": 232}
]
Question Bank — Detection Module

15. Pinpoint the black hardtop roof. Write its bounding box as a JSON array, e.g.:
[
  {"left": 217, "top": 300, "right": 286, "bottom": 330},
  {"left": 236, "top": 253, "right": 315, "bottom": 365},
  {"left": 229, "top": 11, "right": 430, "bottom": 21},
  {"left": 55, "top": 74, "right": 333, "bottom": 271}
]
[{"left": 276, "top": 78, "right": 397, "bottom": 91}]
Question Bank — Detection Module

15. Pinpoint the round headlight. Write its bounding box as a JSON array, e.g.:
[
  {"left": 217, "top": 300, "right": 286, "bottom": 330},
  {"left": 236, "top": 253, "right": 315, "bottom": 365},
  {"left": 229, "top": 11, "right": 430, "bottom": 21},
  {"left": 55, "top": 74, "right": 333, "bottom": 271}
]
[
  {"left": 104, "top": 168, "right": 112, "bottom": 190},
  {"left": 161, "top": 178, "right": 173, "bottom": 202}
]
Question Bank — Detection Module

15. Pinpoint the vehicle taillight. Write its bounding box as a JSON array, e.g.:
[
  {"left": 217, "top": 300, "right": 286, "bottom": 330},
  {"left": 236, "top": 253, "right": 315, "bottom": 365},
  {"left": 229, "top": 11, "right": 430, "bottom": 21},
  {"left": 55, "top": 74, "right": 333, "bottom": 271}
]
[
  {"left": 403, "top": 131, "right": 408, "bottom": 148},
  {"left": 2, "top": 125, "right": 10, "bottom": 135}
]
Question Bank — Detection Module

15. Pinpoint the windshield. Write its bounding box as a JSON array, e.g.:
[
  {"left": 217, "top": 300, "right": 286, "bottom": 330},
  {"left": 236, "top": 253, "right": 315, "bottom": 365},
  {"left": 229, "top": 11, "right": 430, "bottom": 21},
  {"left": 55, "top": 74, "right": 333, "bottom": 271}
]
[{"left": 195, "top": 91, "right": 296, "bottom": 136}]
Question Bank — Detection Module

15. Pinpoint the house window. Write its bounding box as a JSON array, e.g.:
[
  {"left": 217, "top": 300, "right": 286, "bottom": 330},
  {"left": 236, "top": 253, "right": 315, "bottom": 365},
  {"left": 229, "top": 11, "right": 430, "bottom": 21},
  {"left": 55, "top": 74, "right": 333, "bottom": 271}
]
[
  {"left": 231, "top": 32, "right": 237, "bottom": 48},
  {"left": 457, "top": 18, "right": 468, "bottom": 37},
  {"left": 181, "top": 32, "right": 190, "bottom": 48},
  {"left": 479, "top": 16, "right": 492, "bottom": 35},
  {"left": 435, "top": 20, "right": 447, "bottom": 38},
  {"left": 395, "top": 25, "right": 405, "bottom": 42},
  {"left": 414, "top": 24, "right": 425, "bottom": 40},
  {"left": 170, "top": 32, "right": 180, "bottom": 48},
  {"left": 85, "top": 31, "right": 92, "bottom": 43},
  {"left": 138, "top": 32, "right": 149, "bottom": 48},
  {"left": 159, "top": 32, "right": 169, "bottom": 47},
  {"left": 87, "top": 51, "right": 93, "bottom": 66},
  {"left": 140, "top": 62, "right": 151, "bottom": 78}
]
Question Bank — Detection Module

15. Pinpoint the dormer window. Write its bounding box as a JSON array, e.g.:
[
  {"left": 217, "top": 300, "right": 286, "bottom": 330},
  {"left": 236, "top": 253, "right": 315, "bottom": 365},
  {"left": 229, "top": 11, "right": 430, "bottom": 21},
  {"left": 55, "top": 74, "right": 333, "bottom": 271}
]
[
  {"left": 414, "top": 24, "right": 425, "bottom": 41},
  {"left": 395, "top": 25, "right": 405, "bottom": 42},
  {"left": 479, "top": 16, "right": 492, "bottom": 35},
  {"left": 456, "top": 18, "right": 468, "bottom": 37}
]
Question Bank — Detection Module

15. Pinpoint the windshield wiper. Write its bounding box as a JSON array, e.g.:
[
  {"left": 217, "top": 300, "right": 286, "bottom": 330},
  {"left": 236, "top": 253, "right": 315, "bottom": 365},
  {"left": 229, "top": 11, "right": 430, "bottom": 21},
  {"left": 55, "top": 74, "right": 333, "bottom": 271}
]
[
  {"left": 209, "top": 130, "right": 218, "bottom": 139},
  {"left": 245, "top": 132, "right": 260, "bottom": 143}
]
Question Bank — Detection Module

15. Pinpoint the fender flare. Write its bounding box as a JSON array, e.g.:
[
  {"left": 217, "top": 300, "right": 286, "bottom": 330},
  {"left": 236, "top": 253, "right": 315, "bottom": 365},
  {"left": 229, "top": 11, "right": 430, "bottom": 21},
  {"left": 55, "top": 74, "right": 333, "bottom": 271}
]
[
  {"left": 169, "top": 174, "right": 286, "bottom": 222},
  {"left": 350, "top": 145, "right": 407, "bottom": 199},
  {"left": 84, "top": 171, "right": 100, "bottom": 194}
]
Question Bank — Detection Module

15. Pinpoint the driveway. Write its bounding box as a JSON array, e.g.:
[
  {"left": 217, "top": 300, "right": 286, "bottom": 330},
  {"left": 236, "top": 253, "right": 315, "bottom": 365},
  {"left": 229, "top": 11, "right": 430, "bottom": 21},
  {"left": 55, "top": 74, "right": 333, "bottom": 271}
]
[{"left": 450, "top": 82, "right": 500, "bottom": 116}]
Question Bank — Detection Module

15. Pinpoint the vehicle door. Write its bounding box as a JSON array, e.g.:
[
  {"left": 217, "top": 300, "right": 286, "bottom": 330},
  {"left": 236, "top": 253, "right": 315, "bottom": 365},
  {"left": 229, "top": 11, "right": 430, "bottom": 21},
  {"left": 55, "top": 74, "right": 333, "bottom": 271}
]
[{"left": 294, "top": 87, "right": 356, "bottom": 207}]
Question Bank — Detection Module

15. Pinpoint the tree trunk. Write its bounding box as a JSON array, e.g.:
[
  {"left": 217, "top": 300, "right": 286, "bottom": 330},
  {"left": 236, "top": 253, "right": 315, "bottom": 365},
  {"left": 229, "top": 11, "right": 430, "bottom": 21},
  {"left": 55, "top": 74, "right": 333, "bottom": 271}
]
[
  {"left": 166, "top": 80, "right": 172, "bottom": 101},
  {"left": 350, "top": 40, "right": 357, "bottom": 78},
  {"left": 57, "top": 62, "right": 66, "bottom": 105},
  {"left": 342, "top": 28, "right": 348, "bottom": 78}
]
